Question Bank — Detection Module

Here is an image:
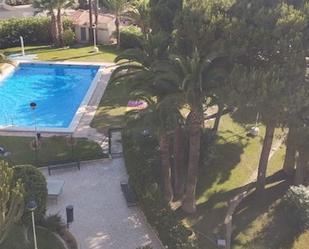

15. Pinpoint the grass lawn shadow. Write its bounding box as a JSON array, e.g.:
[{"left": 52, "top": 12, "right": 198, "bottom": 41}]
[{"left": 232, "top": 171, "right": 295, "bottom": 249}]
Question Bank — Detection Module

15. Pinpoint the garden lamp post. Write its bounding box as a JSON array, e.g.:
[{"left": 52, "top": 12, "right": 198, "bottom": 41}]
[
  {"left": 92, "top": 24, "right": 99, "bottom": 53},
  {"left": 27, "top": 199, "right": 38, "bottom": 249}
]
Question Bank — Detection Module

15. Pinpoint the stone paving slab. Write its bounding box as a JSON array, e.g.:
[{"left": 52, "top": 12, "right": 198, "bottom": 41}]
[{"left": 42, "top": 158, "right": 163, "bottom": 249}]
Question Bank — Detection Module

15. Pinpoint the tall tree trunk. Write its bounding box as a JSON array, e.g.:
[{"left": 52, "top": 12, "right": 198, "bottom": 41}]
[
  {"left": 159, "top": 133, "right": 174, "bottom": 203},
  {"left": 182, "top": 108, "right": 202, "bottom": 213},
  {"left": 283, "top": 127, "right": 297, "bottom": 175},
  {"left": 51, "top": 11, "right": 59, "bottom": 45},
  {"left": 88, "top": 0, "right": 93, "bottom": 43},
  {"left": 173, "top": 124, "right": 185, "bottom": 198},
  {"left": 212, "top": 103, "right": 223, "bottom": 133},
  {"left": 115, "top": 15, "right": 120, "bottom": 49},
  {"left": 256, "top": 122, "right": 275, "bottom": 193},
  {"left": 294, "top": 148, "right": 306, "bottom": 185},
  {"left": 94, "top": 0, "right": 98, "bottom": 41},
  {"left": 57, "top": 8, "right": 64, "bottom": 47}
]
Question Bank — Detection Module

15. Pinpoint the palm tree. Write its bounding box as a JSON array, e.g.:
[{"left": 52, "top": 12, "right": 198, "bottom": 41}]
[
  {"left": 161, "top": 49, "right": 225, "bottom": 213},
  {"left": 110, "top": 33, "right": 182, "bottom": 202},
  {"left": 102, "top": 0, "right": 134, "bottom": 48},
  {"left": 125, "top": 0, "right": 150, "bottom": 36},
  {"left": 56, "top": 0, "right": 74, "bottom": 47},
  {"left": 33, "top": 0, "right": 59, "bottom": 45}
]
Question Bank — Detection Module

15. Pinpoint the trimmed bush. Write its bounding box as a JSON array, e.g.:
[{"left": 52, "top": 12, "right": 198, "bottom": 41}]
[
  {"left": 282, "top": 185, "right": 309, "bottom": 231},
  {"left": 41, "top": 214, "right": 65, "bottom": 233},
  {"left": 123, "top": 126, "right": 197, "bottom": 249},
  {"left": 63, "top": 29, "right": 75, "bottom": 47},
  {"left": 12, "top": 165, "right": 47, "bottom": 223},
  {"left": 119, "top": 26, "right": 143, "bottom": 49},
  {"left": 0, "top": 17, "right": 73, "bottom": 49}
]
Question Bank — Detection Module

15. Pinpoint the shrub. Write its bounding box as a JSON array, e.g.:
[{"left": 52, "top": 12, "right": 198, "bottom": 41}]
[
  {"left": 41, "top": 214, "right": 65, "bottom": 233},
  {"left": 63, "top": 29, "right": 75, "bottom": 47},
  {"left": 12, "top": 165, "right": 47, "bottom": 223},
  {"left": 123, "top": 126, "right": 197, "bottom": 249},
  {"left": 282, "top": 185, "right": 309, "bottom": 231},
  {"left": 0, "top": 17, "right": 73, "bottom": 49},
  {"left": 119, "top": 26, "right": 143, "bottom": 49}
]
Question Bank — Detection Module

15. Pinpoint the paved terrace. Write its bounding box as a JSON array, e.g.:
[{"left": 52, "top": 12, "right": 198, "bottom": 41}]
[{"left": 42, "top": 158, "right": 163, "bottom": 249}]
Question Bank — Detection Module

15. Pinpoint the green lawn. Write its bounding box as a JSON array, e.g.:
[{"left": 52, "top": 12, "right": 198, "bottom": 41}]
[
  {"left": 181, "top": 114, "right": 287, "bottom": 248},
  {"left": 2, "top": 225, "right": 65, "bottom": 249},
  {"left": 1, "top": 45, "right": 119, "bottom": 62},
  {"left": 0, "top": 136, "right": 105, "bottom": 167},
  {"left": 231, "top": 144, "right": 308, "bottom": 249},
  {"left": 91, "top": 79, "right": 131, "bottom": 130}
]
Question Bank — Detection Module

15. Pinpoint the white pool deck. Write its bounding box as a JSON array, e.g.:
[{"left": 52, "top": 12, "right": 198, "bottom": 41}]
[{"left": 42, "top": 158, "right": 163, "bottom": 249}]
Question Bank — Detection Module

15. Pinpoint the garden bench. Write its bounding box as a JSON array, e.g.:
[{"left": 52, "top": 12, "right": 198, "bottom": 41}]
[
  {"left": 120, "top": 181, "right": 138, "bottom": 207},
  {"left": 48, "top": 161, "right": 80, "bottom": 175}
]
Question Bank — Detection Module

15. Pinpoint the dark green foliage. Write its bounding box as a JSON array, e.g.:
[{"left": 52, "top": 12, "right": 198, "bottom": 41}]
[
  {"left": 282, "top": 185, "right": 309, "bottom": 231},
  {"left": 0, "top": 17, "right": 73, "bottom": 49},
  {"left": 41, "top": 214, "right": 65, "bottom": 233},
  {"left": 12, "top": 165, "right": 47, "bottom": 223},
  {"left": 5, "top": 0, "right": 32, "bottom": 6},
  {"left": 200, "top": 128, "right": 217, "bottom": 166},
  {"left": 174, "top": 1, "right": 230, "bottom": 56},
  {"left": 149, "top": 0, "right": 182, "bottom": 33},
  {"left": 63, "top": 29, "right": 75, "bottom": 47},
  {"left": 119, "top": 26, "right": 143, "bottom": 49},
  {"left": 122, "top": 126, "right": 197, "bottom": 249}
]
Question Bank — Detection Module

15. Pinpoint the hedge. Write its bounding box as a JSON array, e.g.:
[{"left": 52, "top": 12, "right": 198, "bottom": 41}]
[
  {"left": 122, "top": 125, "right": 196, "bottom": 249},
  {"left": 119, "top": 26, "right": 143, "bottom": 49},
  {"left": 13, "top": 165, "right": 48, "bottom": 223},
  {"left": 0, "top": 17, "right": 73, "bottom": 49}
]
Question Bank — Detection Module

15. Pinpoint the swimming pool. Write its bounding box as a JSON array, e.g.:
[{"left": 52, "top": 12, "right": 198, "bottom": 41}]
[{"left": 0, "top": 62, "right": 102, "bottom": 132}]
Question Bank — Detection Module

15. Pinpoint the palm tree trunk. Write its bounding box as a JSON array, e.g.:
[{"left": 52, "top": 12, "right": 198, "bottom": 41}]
[
  {"left": 159, "top": 133, "right": 174, "bottom": 203},
  {"left": 88, "top": 0, "right": 93, "bottom": 43},
  {"left": 182, "top": 108, "right": 202, "bottom": 213},
  {"left": 173, "top": 124, "right": 185, "bottom": 198},
  {"left": 57, "top": 8, "right": 64, "bottom": 47},
  {"left": 294, "top": 148, "right": 306, "bottom": 185},
  {"left": 256, "top": 122, "right": 275, "bottom": 193},
  {"left": 283, "top": 127, "right": 297, "bottom": 175},
  {"left": 115, "top": 15, "right": 120, "bottom": 49},
  {"left": 50, "top": 11, "right": 59, "bottom": 45},
  {"left": 212, "top": 103, "right": 223, "bottom": 133}
]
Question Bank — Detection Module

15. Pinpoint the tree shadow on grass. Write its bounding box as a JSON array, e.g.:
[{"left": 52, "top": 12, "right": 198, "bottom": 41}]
[
  {"left": 196, "top": 130, "right": 250, "bottom": 199},
  {"left": 232, "top": 171, "right": 295, "bottom": 249}
]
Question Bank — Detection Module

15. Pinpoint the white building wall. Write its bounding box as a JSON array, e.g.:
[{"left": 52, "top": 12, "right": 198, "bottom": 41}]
[{"left": 74, "top": 22, "right": 115, "bottom": 44}]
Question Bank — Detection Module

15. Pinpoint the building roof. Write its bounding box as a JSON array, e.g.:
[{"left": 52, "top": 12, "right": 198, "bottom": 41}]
[{"left": 68, "top": 9, "right": 115, "bottom": 26}]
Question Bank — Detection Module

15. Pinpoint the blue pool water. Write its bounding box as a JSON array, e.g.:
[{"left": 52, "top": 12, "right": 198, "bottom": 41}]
[{"left": 0, "top": 63, "right": 100, "bottom": 128}]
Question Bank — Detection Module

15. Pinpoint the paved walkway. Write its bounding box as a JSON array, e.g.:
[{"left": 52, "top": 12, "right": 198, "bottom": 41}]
[{"left": 43, "top": 159, "right": 163, "bottom": 249}]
